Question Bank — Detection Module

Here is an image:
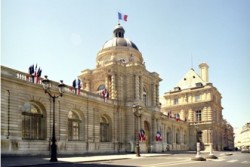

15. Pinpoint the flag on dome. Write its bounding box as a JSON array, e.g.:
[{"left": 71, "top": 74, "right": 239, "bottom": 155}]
[{"left": 118, "top": 12, "right": 128, "bottom": 21}]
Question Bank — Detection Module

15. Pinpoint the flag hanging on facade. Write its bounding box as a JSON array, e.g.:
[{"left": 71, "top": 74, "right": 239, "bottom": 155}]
[
  {"left": 167, "top": 110, "right": 172, "bottom": 118},
  {"left": 101, "top": 89, "right": 109, "bottom": 102},
  {"left": 156, "top": 131, "right": 162, "bottom": 141},
  {"left": 34, "top": 67, "right": 42, "bottom": 84},
  {"left": 176, "top": 113, "right": 180, "bottom": 121},
  {"left": 118, "top": 12, "right": 128, "bottom": 22},
  {"left": 73, "top": 78, "right": 81, "bottom": 95},
  {"left": 28, "top": 64, "right": 42, "bottom": 84},
  {"left": 28, "top": 64, "right": 34, "bottom": 75},
  {"left": 139, "top": 129, "right": 146, "bottom": 141}
]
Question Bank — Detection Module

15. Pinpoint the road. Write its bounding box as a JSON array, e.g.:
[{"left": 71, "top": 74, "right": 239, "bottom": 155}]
[
  {"left": 27, "top": 151, "right": 250, "bottom": 167},
  {"left": 87, "top": 152, "right": 249, "bottom": 167}
]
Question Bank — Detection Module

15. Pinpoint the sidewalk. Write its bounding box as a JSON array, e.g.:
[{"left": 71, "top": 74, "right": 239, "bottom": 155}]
[{"left": 1, "top": 153, "right": 171, "bottom": 167}]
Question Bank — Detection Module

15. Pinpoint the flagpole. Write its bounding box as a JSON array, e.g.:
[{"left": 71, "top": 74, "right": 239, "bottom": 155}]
[{"left": 118, "top": 12, "right": 120, "bottom": 24}]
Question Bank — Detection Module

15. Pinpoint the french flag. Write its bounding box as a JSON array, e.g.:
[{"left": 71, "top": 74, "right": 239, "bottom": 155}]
[
  {"left": 73, "top": 78, "right": 81, "bottom": 95},
  {"left": 118, "top": 12, "right": 128, "bottom": 21}
]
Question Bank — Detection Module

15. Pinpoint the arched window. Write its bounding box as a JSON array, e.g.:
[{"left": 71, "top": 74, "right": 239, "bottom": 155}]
[
  {"left": 97, "top": 84, "right": 105, "bottom": 91},
  {"left": 184, "top": 131, "right": 187, "bottom": 144},
  {"left": 97, "top": 84, "right": 106, "bottom": 95},
  {"left": 176, "top": 129, "right": 181, "bottom": 144},
  {"left": 100, "top": 116, "right": 111, "bottom": 142},
  {"left": 22, "top": 102, "right": 46, "bottom": 140},
  {"left": 68, "top": 111, "right": 81, "bottom": 140},
  {"left": 167, "top": 127, "right": 172, "bottom": 144}
]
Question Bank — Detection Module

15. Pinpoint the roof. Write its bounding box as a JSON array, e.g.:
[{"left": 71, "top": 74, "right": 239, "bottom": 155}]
[
  {"left": 101, "top": 24, "right": 139, "bottom": 51},
  {"left": 176, "top": 68, "right": 206, "bottom": 90}
]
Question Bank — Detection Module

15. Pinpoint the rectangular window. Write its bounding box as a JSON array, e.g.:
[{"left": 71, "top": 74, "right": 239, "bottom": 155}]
[
  {"left": 195, "top": 95, "right": 201, "bottom": 102},
  {"left": 195, "top": 110, "right": 202, "bottom": 122},
  {"left": 72, "top": 122, "right": 79, "bottom": 140},
  {"left": 100, "top": 123, "right": 109, "bottom": 142},
  {"left": 174, "top": 98, "right": 179, "bottom": 105},
  {"left": 22, "top": 114, "right": 44, "bottom": 140},
  {"left": 68, "top": 120, "right": 80, "bottom": 140}
]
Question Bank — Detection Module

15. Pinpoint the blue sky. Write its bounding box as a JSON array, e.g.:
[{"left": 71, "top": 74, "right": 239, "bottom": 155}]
[{"left": 2, "top": 0, "right": 250, "bottom": 130}]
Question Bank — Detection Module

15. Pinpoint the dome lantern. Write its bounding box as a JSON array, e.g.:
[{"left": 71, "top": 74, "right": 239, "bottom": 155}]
[{"left": 113, "top": 23, "right": 125, "bottom": 38}]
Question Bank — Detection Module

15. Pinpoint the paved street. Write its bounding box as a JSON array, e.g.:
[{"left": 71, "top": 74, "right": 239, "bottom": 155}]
[
  {"left": 82, "top": 152, "right": 249, "bottom": 167},
  {"left": 1, "top": 151, "right": 249, "bottom": 167}
]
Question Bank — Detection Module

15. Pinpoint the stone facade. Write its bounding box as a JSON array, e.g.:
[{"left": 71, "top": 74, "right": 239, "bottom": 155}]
[
  {"left": 1, "top": 24, "right": 189, "bottom": 155},
  {"left": 235, "top": 123, "right": 250, "bottom": 150},
  {"left": 161, "top": 63, "right": 234, "bottom": 151}
]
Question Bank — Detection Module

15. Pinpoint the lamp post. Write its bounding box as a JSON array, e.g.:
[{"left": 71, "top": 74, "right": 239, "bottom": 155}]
[
  {"left": 191, "top": 124, "right": 206, "bottom": 161},
  {"left": 42, "top": 75, "right": 66, "bottom": 162},
  {"left": 132, "top": 104, "right": 143, "bottom": 157},
  {"left": 207, "top": 128, "right": 218, "bottom": 159}
]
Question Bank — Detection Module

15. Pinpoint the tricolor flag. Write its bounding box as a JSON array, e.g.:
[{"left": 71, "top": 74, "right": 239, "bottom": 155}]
[
  {"left": 118, "top": 12, "right": 128, "bottom": 22},
  {"left": 29, "top": 64, "right": 34, "bottom": 75},
  {"left": 167, "top": 110, "right": 172, "bottom": 118},
  {"left": 156, "top": 131, "right": 162, "bottom": 141},
  {"left": 34, "top": 67, "right": 42, "bottom": 84},
  {"left": 176, "top": 113, "right": 180, "bottom": 121},
  {"left": 101, "top": 89, "right": 109, "bottom": 102},
  {"left": 27, "top": 64, "right": 42, "bottom": 84},
  {"left": 139, "top": 129, "right": 146, "bottom": 141},
  {"left": 73, "top": 78, "right": 81, "bottom": 95}
]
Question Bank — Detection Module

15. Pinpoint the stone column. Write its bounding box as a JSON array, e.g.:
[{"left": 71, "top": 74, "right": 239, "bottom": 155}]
[
  {"left": 188, "top": 109, "right": 193, "bottom": 122},
  {"left": 180, "top": 110, "right": 185, "bottom": 120},
  {"left": 85, "top": 80, "right": 90, "bottom": 91},
  {"left": 111, "top": 74, "right": 117, "bottom": 99},
  {"left": 151, "top": 84, "right": 155, "bottom": 106},
  {"left": 156, "top": 85, "right": 159, "bottom": 106},
  {"left": 105, "top": 76, "right": 109, "bottom": 90},
  {"left": 202, "top": 107, "right": 207, "bottom": 122},
  {"left": 207, "top": 106, "right": 212, "bottom": 121},
  {"left": 119, "top": 75, "right": 123, "bottom": 100},
  {"left": 135, "top": 75, "right": 140, "bottom": 100},
  {"left": 139, "top": 76, "right": 143, "bottom": 101}
]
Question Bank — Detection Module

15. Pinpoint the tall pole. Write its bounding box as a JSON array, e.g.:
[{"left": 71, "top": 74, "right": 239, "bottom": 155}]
[
  {"left": 136, "top": 115, "right": 140, "bottom": 157},
  {"left": 50, "top": 97, "right": 57, "bottom": 162},
  {"left": 192, "top": 125, "right": 206, "bottom": 161},
  {"left": 132, "top": 104, "right": 142, "bottom": 157},
  {"left": 207, "top": 129, "right": 218, "bottom": 159},
  {"left": 42, "top": 76, "right": 65, "bottom": 162}
]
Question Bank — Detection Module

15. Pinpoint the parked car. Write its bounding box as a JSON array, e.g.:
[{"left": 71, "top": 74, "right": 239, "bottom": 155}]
[{"left": 241, "top": 147, "right": 250, "bottom": 153}]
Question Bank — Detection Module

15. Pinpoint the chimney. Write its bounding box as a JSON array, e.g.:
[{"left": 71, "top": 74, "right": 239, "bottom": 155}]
[{"left": 199, "top": 63, "right": 209, "bottom": 82}]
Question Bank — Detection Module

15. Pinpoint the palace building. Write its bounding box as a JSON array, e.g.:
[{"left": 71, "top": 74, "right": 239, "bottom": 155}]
[
  {"left": 161, "top": 64, "right": 234, "bottom": 151},
  {"left": 1, "top": 24, "right": 233, "bottom": 155}
]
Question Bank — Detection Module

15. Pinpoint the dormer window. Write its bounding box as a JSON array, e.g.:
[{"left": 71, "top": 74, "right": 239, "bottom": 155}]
[
  {"left": 174, "top": 87, "right": 181, "bottom": 91},
  {"left": 196, "top": 82, "right": 203, "bottom": 87}
]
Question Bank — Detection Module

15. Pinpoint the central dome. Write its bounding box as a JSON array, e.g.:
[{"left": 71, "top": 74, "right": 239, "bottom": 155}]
[{"left": 101, "top": 24, "right": 139, "bottom": 51}]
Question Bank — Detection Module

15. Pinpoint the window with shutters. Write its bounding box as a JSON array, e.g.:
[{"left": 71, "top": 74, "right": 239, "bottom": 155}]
[{"left": 22, "top": 102, "right": 46, "bottom": 140}]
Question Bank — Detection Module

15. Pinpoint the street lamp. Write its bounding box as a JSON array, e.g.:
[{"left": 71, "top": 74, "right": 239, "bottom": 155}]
[
  {"left": 132, "top": 104, "right": 143, "bottom": 157},
  {"left": 207, "top": 128, "right": 218, "bottom": 159},
  {"left": 42, "top": 75, "right": 66, "bottom": 162},
  {"left": 191, "top": 124, "right": 206, "bottom": 161}
]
